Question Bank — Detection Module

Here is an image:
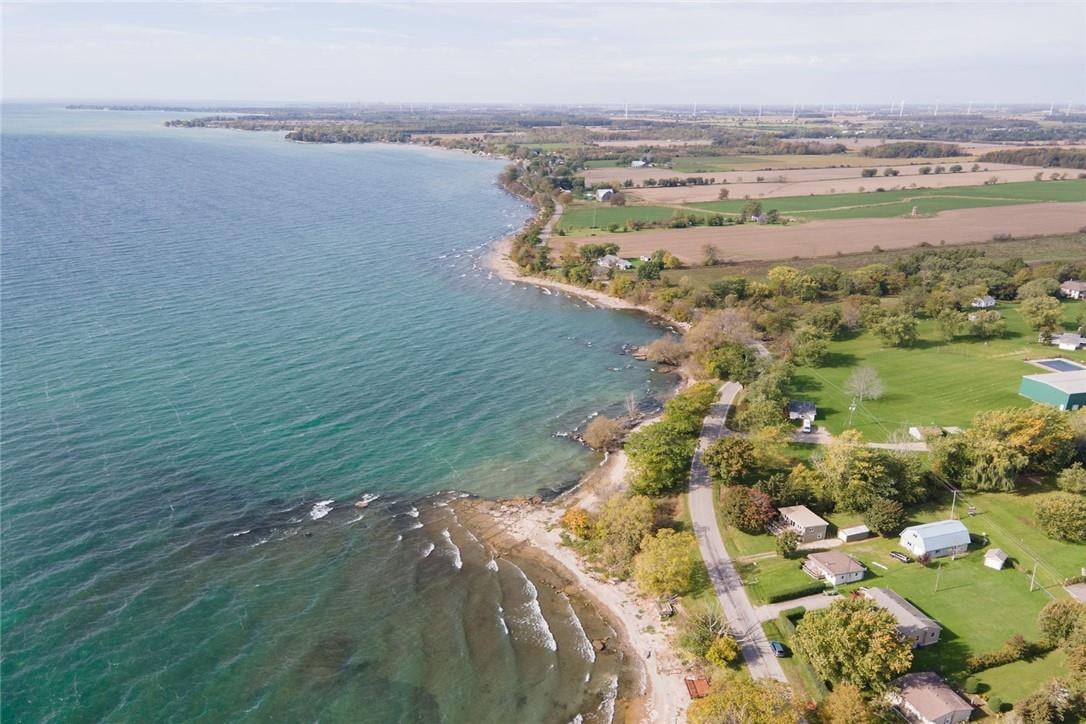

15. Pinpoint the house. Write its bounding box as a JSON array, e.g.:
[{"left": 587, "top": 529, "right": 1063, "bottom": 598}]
[
  {"left": 1060, "top": 280, "right": 1086, "bottom": 300},
  {"left": 595, "top": 188, "right": 614, "bottom": 202},
  {"left": 1050, "top": 333, "right": 1086, "bottom": 352},
  {"left": 908, "top": 426, "right": 944, "bottom": 441},
  {"left": 803, "top": 551, "right": 866, "bottom": 585},
  {"left": 1019, "top": 370, "right": 1086, "bottom": 410},
  {"left": 888, "top": 672, "right": 972, "bottom": 724},
  {"left": 837, "top": 524, "right": 871, "bottom": 543},
  {"left": 984, "top": 548, "right": 1008, "bottom": 570},
  {"left": 787, "top": 400, "right": 817, "bottom": 421},
  {"left": 638, "top": 255, "right": 651, "bottom": 262},
  {"left": 899, "top": 520, "right": 970, "bottom": 559},
  {"left": 596, "top": 254, "right": 632, "bottom": 271},
  {"left": 631, "top": 160, "right": 647, "bottom": 168},
  {"left": 777, "top": 505, "right": 829, "bottom": 543},
  {"left": 970, "top": 295, "right": 996, "bottom": 308},
  {"left": 862, "top": 587, "right": 942, "bottom": 647}
]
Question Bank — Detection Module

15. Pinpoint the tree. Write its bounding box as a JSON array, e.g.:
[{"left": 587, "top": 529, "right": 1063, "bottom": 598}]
[
  {"left": 790, "top": 325, "right": 830, "bottom": 366},
  {"left": 864, "top": 498, "right": 906, "bottom": 536},
  {"left": 1035, "top": 493, "right": 1086, "bottom": 542},
  {"left": 845, "top": 367, "right": 885, "bottom": 402},
  {"left": 638, "top": 260, "right": 662, "bottom": 280},
  {"left": 677, "top": 602, "right": 730, "bottom": 662},
  {"left": 1037, "top": 599, "right": 1086, "bottom": 646},
  {"left": 634, "top": 529, "right": 700, "bottom": 596},
  {"left": 936, "top": 309, "right": 968, "bottom": 341},
  {"left": 720, "top": 485, "right": 776, "bottom": 533},
  {"left": 688, "top": 670, "right": 803, "bottom": 724},
  {"left": 626, "top": 421, "right": 697, "bottom": 496},
  {"left": 819, "top": 682, "right": 875, "bottom": 724},
  {"left": 704, "top": 342, "right": 760, "bottom": 384},
  {"left": 1019, "top": 295, "right": 1063, "bottom": 340},
  {"left": 705, "top": 635, "right": 741, "bottom": 669},
  {"left": 968, "top": 310, "right": 1006, "bottom": 339},
  {"left": 741, "top": 199, "right": 764, "bottom": 222},
  {"left": 1016, "top": 680, "right": 1075, "bottom": 724},
  {"left": 861, "top": 168, "right": 878, "bottom": 177},
  {"left": 871, "top": 313, "right": 918, "bottom": 347},
  {"left": 644, "top": 336, "right": 685, "bottom": 365},
  {"left": 1058, "top": 463, "right": 1086, "bottom": 493},
  {"left": 703, "top": 244, "right": 722, "bottom": 267},
  {"left": 794, "top": 598, "right": 913, "bottom": 692},
  {"left": 1017, "top": 277, "right": 1060, "bottom": 299},
  {"left": 776, "top": 530, "right": 799, "bottom": 558},
  {"left": 703, "top": 436, "right": 756, "bottom": 485},
  {"left": 594, "top": 495, "right": 655, "bottom": 577},
  {"left": 717, "top": 187, "right": 730, "bottom": 200},
  {"left": 583, "top": 415, "right": 623, "bottom": 450}
]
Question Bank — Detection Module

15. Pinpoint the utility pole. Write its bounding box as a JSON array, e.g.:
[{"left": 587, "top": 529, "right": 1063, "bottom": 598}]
[
  {"left": 847, "top": 397, "right": 858, "bottom": 426},
  {"left": 1030, "top": 560, "right": 1038, "bottom": 592},
  {"left": 950, "top": 489, "right": 959, "bottom": 519}
]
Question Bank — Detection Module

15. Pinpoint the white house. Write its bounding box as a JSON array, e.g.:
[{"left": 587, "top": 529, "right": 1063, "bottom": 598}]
[
  {"left": 984, "top": 548, "right": 1008, "bottom": 570},
  {"left": 595, "top": 188, "right": 615, "bottom": 202},
  {"left": 1060, "top": 280, "right": 1086, "bottom": 300},
  {"left": 787, "top": 400, "right": 817, "bottom": 421},
  {"left": 970, "top": 295, "right": 996, "bottom": 309},
  {"left": 888, "top": 672, "right": 973, "bottom": 724},
  {"left": 596, "top": 254, "right": 632, "bottom": 271},
  {"left": 803, "top": 551, "right": 866, "bottom": 585},
  {"left": 899, "top": 520, "right": 970, "bottom": 559},
  {"left": 631, "top": 160, "right": 647, "bottom": 168},
  {"left": 1052, "top": 332, "right": 1086, "bottom": 351}
]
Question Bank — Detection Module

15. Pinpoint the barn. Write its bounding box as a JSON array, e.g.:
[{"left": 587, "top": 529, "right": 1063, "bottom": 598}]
[{"left": 1019, "top": 370, "right": 1086, "bottom": 411}]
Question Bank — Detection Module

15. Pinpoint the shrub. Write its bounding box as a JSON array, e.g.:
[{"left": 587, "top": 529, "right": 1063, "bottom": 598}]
[
  {"left": 965, "top": 634, "right": 1049, "bottom": 673},
  {"left": 861, "top": 168, "right": 878, "bottom": 177},
  {"left": 583, "top": 415, "right": 624, "bottom": 451},
  {"left": 560, "top": 506, "right": 594, "bottom": 539},
  {"left": 1057, "top": 463, "right": 1086, "bottom": 493},
  {"left": 987, "top": 696, "right": 1006, "bottom": 714},
  {"left": 767, "top": 580, "right": 827, "bottom": 603},
  {"left": 964, "top": 677, "right": 980, "bottom": 694},
  {"left": 776, "top": 530, "right": 799, "bottom": 558},
  {"left": 705, "top": 635, "right": 741, "bottom": 668},
  {"left": 1035, "top": 493, "right": 1086, "bottom": 542}
]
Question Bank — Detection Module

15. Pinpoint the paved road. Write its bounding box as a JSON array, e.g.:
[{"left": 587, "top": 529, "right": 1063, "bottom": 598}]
[{"left": 688, "top": 381, "right": 788, "bottom": 682}]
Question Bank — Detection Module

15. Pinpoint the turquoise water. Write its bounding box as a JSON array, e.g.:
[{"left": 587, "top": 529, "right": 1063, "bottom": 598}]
[{"left": 1, "top": 106, "right": 675, "bottom": 722}]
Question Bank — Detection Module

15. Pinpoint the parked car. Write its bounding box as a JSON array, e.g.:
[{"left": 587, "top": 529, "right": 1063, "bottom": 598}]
[
  {"left": 769, "top": 641, "right": 789, "bottom": 657},
  {"left": 889, "top": 551, "right": 912, "bottom": 563},
  {"left": 801, "top": 418, "right": 812, "bottom": 433}
]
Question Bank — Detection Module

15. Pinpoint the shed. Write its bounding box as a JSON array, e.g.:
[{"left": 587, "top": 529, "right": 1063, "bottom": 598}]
[
  {"left": 803, "top": 551, "right": 866, "bottom": 585},
  {"left": 862, "top": 587, "right": 942, "bottom": 647},
  {"left": 970, "top": 295, "right": 996, "bottom": 308},
  {"left": 595, "top": 188, "right": 614, "bottom": 202},
  {"left": 899, "top": 520, "right": 970, "bottom": 559},
  {"left": 777, "top": 505, "right": 829, "bottom": 543},
  {"left": 908, "top": 426, "right": 944, "bottom": 441},
  {"left": 888, "top": 672, "right": 972, "bottom": 724},
  {"left": 786, "top": 400, "right": 817, "bottom": 421},
  {"left": 1060, "top": 280, "right": 1086, "bottom": 300},
  {"left": 1050, "top": 333, "right": 1086, "bottom": 352},
  {"left": 684, "top": 676, "right": 711, "bottom": 699},
  {"left": 1019, "top": 370, "right": 1086, "bottom": 410},
  {"left": 984, "top": 548, "right": 1008, "bottom": 570},
  {"left": 837, "top": 524, "right": 871, "bottom": 543}
]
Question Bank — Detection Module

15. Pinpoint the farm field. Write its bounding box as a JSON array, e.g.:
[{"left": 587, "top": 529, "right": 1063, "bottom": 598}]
[
  {"left": 555, "top": 202, "right": 1086, "bottom": 264},
  {"left": 792, "top": 301, "right": 1086, "bottom": 441},
  {"left": 556, "top": 204, "right": 716, "bottom": 232},
  {"left": 661, "top": 233, "right": 1086, "bottom": 288},
  {"left": 631, "top": 166, "right": 1085, "bottom": 204}
]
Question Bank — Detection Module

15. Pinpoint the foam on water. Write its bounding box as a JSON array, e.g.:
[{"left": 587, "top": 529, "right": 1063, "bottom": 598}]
[
  {"left": 560, "top": 593, "right": 596, "bottom": 663},
  {"left": 506, "top": 562, "right": 558, "bottom": 652},
  {"left": 440, "top": 528, "right": 463, "bottom": 570},
  {"left": 486, "top": 558, "right": 499, "bottom": 572},
  {"left": 420, "top": 542, "right": 436, "bottom": 559},
  {"left": 308, "top": 500, "right": 335, "bottom": 520}
]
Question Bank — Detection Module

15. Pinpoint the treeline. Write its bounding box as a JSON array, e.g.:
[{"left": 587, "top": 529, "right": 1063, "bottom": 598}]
[
  {"left": 979, "top": 147, "right": 1086, "bottom": 170},
  {"left": 861, "top": 142, "right": 964, "bottom": 158},
  {"left": 285, "top": 125, "right": 410, "bottom": 144}
]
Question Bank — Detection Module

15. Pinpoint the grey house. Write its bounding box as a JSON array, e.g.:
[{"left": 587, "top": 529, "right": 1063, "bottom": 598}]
[
  {"left": 777, "top": 505, "right": 829, "bottom": 543},
  {"left": 862, "top": 587, "right": 941, "bottom": 647}
]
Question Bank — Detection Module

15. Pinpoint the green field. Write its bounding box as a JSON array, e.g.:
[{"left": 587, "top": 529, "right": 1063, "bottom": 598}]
[
  {"left": 556, "top": 204, "right": 715, "bottom": 232},
  {"left": 670, "top": 154, "right": 866, "bottom": 172},
  {"left": 688, "top": 179, "right": 1086, "bottom": 220},
  {"left": 792, "top": 301, "right": 1086, "bottom": 441}
]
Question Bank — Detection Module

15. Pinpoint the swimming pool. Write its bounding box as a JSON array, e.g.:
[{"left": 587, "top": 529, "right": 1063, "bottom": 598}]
[{"left": 1034, "top": 358, "right": 1086, "bottom": 372}]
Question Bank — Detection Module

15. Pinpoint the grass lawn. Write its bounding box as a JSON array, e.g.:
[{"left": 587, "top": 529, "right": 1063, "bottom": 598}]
[
  {"left": 792, "top": 301, "right": 1086, "bottom": 441},
  {"left": 976, "top": 648, "right": 1068, "bottom": 705},
  {"left": 556, "top": 203, "right": 716, "bottom": 232},
  {"left": 686, "top": 179, "right": 1086, "bottom": 220},
  {"left": 737, "top": 555, "right": 817, "bottom": 604},
  {"left": 762, "top": 619, "right": 827, "bottom": 703}
]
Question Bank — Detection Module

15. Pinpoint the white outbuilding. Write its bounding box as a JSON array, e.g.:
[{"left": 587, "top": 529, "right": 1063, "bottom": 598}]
[
  {"left": 899, "top": 520, "right": 971, "bottom": 559},
  {"left": 984, "top": 548, "right": 1008, "bottom": 570}
]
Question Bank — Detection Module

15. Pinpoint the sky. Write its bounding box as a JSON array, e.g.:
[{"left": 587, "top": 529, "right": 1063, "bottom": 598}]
[{"left": 3, "top": 2, "right": 1085, "bottom": 106}]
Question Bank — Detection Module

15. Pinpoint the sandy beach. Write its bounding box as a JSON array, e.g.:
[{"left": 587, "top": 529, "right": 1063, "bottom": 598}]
[{"left": 458, "top": 450, "right": 691, "bottom": 723}]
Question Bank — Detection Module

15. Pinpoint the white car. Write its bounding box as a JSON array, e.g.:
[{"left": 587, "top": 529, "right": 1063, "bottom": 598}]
[{"left": 801, "top": 418, "right": 813, "bottom": 433}]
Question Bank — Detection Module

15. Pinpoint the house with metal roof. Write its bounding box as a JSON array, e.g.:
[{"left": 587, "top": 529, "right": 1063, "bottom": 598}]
[
  {"left": 1019, "top": 369, "right": 1086, "bottom": 410},
  {"left": 888, "top": 672, "right": 972, "bottom": 724},
  {"left": 777, "top": 505, "right": 829, "bottom": 543},
  {"left": 861, "top": 587, "right": 942, "bottom": 647},
  {"left": 803, "top": 551, "right": 866, "bottom": 586},
  {"left": 899, "top": 520, "right": 970, "bottom": 559}
]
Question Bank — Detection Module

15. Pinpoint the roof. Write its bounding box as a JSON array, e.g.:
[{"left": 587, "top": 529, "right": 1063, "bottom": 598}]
[
  {"left": 778, "top": 505, "right": 828, "bottom": 529},
  {"left": 900, "top": 520, "right": 971, "bottom": 552},
  {"left": 863, "top": 588, "right": 940, "bottom": 632},
  {"left": 985, "top": 548, "right": 1008, "bottom": 562},
  {"left": 807, "top": 551, "right": 865, "bottom": 576},
  {"left": 891, "top": 672, "right": 972, "bottom": 721},
  {"left": 1061, "top": 280, "right": 1086, "bottom": 292},
  {"left": 839, "top": 524, "right": 871, "bottom": 537},
  {"left": 972, "top": 295, "right": 996, "bottom": 304},
  {"left": 1023, "top": 369, "right": 1086, "bottom": 394},
  {"left": 787, "top": 400, "right": 816, "bottom": 417}
]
